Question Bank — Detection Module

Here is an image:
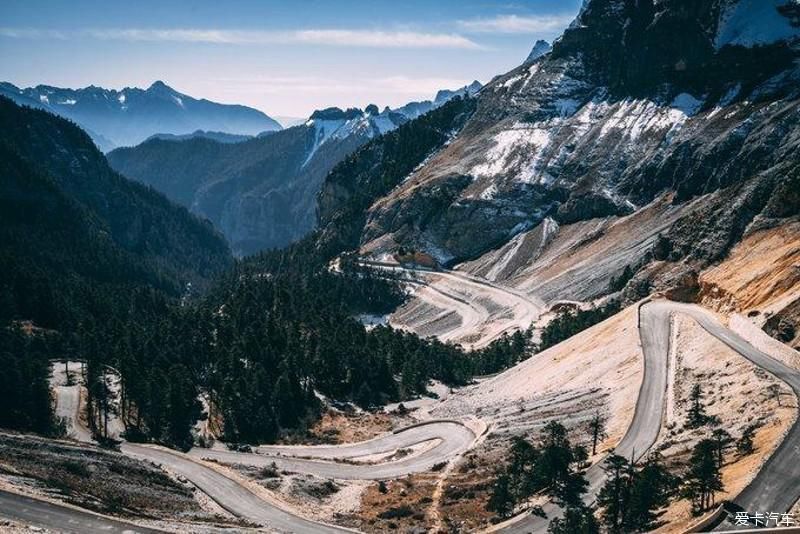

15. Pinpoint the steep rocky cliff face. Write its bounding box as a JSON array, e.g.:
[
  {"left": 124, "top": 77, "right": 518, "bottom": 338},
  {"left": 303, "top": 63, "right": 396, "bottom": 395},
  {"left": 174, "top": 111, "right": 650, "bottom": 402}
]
[{"left": 350, "top": 0, "right": 800, "bottom": 266}]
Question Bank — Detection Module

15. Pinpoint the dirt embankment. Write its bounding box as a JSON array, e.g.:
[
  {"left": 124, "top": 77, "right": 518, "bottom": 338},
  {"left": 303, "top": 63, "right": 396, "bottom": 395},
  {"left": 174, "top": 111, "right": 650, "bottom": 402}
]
[
  {"left": 0, "top": 432, "right": 243, "bottom": 530},
  {"left": 700, "top": 221, "right": 800, "bottom": 351},
  {"left": 651, "top": 315, "right": 797, "bottom": 533},
  {"left": 433, "top": 303, "right": 641, "bottom": 450}
]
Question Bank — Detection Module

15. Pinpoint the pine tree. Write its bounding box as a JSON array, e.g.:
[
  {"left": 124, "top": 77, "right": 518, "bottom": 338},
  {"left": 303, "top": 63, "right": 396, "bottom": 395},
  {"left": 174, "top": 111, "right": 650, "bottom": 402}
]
[
  {"left": 597, "top": 454, "right": 631, "bottom": 532},
  {"left": 487, "top": 473, "right": 514, "bottom": 518},
  {"left": 355, "top": 381, "right": 374, "bottom": 408},
  {"left": 587, "top": 411, "right": 608, "bottom": 456},
  {"left": 683, "top": 439, "right": 724, "bottom": 513},
  {"left": 166, "top": 364, "right": 200, "bottom": 451},
  {"left": 736, "top": 426, "right": 756, "bottom": 456},
  {"left": 625, "top": 453, "right": 676, "bottom": 531},
  {"left": 652, "top": 234, "right": 672, "bottom": 261},
  {"left": 710, "top": 428, "right": 732, "bottom": 469},
  {"left": 533, "top": 422, "right": 589, "bottom": 505},
  {"left": 507, "top": 436, "right": 538, "bottom": 499},
  {"left": 547, "top": 504, "right": 600, "bottom": 534},
  {"left": 766, "top": 383, "right": 783, "bottom": 407},
  {"left": 687, "top": 383, "right": 708, "bottom": 428}
]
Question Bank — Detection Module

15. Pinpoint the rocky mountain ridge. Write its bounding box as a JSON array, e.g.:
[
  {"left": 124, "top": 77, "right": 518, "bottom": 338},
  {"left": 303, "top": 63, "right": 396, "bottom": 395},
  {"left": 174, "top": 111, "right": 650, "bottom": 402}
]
[{"left": 340, "top": 0, "right": 800, "bottom": 272}]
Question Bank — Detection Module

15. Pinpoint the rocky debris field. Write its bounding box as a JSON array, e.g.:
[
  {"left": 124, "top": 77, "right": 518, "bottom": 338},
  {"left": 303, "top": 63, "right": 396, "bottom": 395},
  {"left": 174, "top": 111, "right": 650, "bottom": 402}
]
[{"left": 0, "top": 432, "right": 242, "bottom": 528}]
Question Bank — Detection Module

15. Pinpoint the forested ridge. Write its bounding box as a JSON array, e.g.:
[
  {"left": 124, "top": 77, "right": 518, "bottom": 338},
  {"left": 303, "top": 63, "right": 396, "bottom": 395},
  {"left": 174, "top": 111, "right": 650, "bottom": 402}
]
[{"left": 1, "top": 95, "right": 530, "bottom": 449}]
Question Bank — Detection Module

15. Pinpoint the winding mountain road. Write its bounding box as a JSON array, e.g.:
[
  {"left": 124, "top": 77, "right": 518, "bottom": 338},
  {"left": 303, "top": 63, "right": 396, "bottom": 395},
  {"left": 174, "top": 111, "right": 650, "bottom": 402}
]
[
  {"left": 9, "top": 295, "right": 798, "bottom": 533},
  {"left": 363, "top": 260, "right": 544, "bottom": 348},
  {"left": 122, "top": 443, "right": 351, "bottom": 534},
  {"left": 189, "top": 420, "right": 476, "bottom": 479},
  {"left": 498, "top": 300, "right": 800, "bottom": 533},
  {"left": 11, "top": 366, "right": 477, "bottom": 533}
]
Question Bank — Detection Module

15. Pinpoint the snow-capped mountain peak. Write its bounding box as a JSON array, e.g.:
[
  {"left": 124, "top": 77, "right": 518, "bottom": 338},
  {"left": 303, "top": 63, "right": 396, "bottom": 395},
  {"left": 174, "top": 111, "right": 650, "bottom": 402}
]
[
  {"left": 0, "top": 81, "right": 282, "bottom": 151},
  {"left": 303, "top": 82, "right": 484, "bottom": 165}
]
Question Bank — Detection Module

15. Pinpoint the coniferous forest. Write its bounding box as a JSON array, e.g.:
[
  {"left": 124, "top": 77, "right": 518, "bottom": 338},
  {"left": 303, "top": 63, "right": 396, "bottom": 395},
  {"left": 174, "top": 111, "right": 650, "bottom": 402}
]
[{"left": 0, "top": 95, "right": 531, "bottom": 449}]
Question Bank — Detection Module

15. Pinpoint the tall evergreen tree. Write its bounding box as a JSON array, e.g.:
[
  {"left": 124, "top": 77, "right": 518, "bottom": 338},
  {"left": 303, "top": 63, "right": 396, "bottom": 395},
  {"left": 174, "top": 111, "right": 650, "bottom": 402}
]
[
  {"left": 683, "top": 439, "right": 724, "bottom": 513},
  {"left": 587, "top": 411, "right": 608, "bottom": 456},
  {"left": 487, "top": 473, "right": 515, "bottom": 518},
  {"left": 548, "top": 504, "right": 600, "bottom": 534},
  {"left": 597, "top": 454, "right": 632, "bottom": 532},
  {"left": 687, "top": 383, "right": 709, "bottom": 428}
]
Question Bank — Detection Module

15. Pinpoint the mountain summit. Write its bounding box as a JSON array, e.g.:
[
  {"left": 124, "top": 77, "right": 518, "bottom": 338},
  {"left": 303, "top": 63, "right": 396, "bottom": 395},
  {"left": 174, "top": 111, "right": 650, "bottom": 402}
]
[
  {"left": 0, "top": 81, "right": 281, "bottom": 150},
  {"left": 525, "top": 40, "right": 552, "bottom": 63},
  {"left": 315, "top": 0, "right": 800, "bottom": 297}
]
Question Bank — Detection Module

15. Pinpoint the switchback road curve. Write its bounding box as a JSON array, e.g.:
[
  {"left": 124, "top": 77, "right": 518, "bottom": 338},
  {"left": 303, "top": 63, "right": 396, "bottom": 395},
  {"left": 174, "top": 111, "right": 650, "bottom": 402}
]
[
  {"left": 17, "top": 374, "right": 477, "bottom": 533},
  {"left": 361, "top": 260, "right": 544, "bottom": 348},
  {"left": 498, "top": 300, "right": 800, "bottom": 533},
  {"left": 188, "top": 420, "right": 477, "bottom": 480}
]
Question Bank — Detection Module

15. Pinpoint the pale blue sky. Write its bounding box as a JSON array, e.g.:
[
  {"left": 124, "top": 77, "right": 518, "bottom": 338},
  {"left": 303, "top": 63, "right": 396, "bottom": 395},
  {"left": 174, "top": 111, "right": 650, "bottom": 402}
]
[{"left": 0, "top": 0, "right": 581, "bottom": 117}]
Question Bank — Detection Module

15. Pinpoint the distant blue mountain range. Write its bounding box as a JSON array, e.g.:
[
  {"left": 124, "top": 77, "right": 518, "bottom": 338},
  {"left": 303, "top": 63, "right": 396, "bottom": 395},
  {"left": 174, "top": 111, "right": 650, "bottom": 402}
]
[{"left": 0, "top": 80, "right": 281, "bottom": 151}]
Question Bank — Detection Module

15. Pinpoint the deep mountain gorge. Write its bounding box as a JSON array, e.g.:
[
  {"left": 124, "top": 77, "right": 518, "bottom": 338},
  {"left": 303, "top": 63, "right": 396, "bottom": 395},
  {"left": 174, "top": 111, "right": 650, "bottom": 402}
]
[{"left": 107, "top": 83, "right": 481, "bottom": 255}]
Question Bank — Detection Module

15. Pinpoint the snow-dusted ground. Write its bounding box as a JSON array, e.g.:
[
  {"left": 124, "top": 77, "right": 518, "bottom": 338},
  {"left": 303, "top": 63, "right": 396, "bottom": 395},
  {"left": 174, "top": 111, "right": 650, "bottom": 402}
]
[
  {"left": 49, "top": 361, "right": 92, "bottom": 443},
  {"left": 459, "top": 194, "right": 702, "bottom": 303},
  {"left": 715, "top": 0, "right": 800, "bottom": 49}
]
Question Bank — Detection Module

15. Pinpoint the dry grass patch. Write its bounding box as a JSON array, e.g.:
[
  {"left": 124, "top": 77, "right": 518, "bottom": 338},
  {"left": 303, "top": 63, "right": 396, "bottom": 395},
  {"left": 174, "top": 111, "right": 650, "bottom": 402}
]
[
  {"left": 436, "top": 443, "right": 502, "bottom": 532},
  {"left": 357, "top": 474, "right": 438, "bottom": 532},
  {"left": 282, "top": 409, "right": 411, "bottom": 445}
]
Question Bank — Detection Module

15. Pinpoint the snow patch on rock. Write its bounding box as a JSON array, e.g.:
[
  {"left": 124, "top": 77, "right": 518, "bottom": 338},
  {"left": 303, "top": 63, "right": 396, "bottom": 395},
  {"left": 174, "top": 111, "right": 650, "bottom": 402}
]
[{"left": 715, "top": 0, "right": 800, "bottom": 49}]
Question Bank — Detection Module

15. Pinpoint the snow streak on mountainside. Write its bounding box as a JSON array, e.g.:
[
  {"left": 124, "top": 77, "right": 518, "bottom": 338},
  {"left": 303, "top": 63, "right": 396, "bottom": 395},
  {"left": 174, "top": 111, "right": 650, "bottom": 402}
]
[
  {"left": 715, "top": 0, "right": 800, "bottom": 49},
  {"left": 351, "top": 0, "right": 800, "bottom": 270},
  {"left": 0, "top": 81, "right": 281, "bottom": 151}
]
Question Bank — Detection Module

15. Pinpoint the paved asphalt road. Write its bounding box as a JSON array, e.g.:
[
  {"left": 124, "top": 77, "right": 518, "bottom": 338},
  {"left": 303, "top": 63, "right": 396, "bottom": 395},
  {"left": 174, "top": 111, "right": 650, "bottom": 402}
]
[
  {"left": 122, "top": 443, "right": 352, "bottom": 534},
  {"left": 671, "top": 304, "right": 800, "bottom": 531},
  {"left": 10, "top": 298, "right": 797, "bottom": 533},
  {"left": 0, "top": 490, "right": 163, "bottom": 533},
  {"left": 498, "top": 300, "right": 671, "bottom": 533},
  {"left": 35, "top": 362, "right": 475, "bottom": 532},
  {"left": 189, "top": 420, "right": 476, "bottom": 479},
  {"left": 362, "top": 260, "right": 544, "bottom": 348},
  {"left": 499, "top": 300, "right": 800, "bottom": 533}
]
